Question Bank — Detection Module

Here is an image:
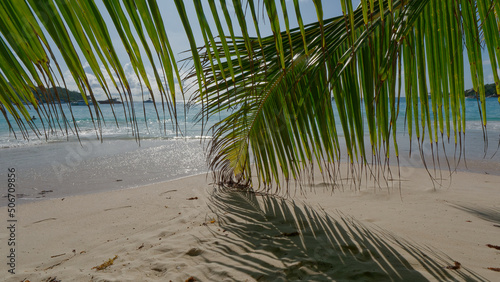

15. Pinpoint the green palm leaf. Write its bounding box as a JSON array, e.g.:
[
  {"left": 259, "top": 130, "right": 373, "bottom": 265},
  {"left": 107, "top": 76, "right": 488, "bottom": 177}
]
[{"left": 189, "top": 0, "right": 499, "bottom": 189}]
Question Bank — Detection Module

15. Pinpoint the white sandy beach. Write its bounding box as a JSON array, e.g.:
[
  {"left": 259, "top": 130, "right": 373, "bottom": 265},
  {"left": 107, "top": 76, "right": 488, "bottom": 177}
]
[{"left": 1, "top": 165, "right": 499, "bottom": 281}]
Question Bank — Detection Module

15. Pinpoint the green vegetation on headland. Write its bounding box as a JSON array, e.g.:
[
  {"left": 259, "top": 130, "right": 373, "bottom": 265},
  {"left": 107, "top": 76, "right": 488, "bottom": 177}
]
[
  {"left": 464, "top": 83, "right": 499, "bottom": 98},
  {"left": 31, "top": 86, "right": 85, "bottom": 103},
  {"left": 25, "top": 87, "right": 122, "bottom": 104}
]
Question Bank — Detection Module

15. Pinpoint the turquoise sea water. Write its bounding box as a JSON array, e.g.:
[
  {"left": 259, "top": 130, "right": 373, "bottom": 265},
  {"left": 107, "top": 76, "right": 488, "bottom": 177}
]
[
  {"left": 0, "top": 102, "right": 212, "bottom": 147},
  {"left": 1, "top": 97, "right": 499, "bottom": 147},
  {"left": 0, "top": 98, "right": 499, "bottom": 205}
]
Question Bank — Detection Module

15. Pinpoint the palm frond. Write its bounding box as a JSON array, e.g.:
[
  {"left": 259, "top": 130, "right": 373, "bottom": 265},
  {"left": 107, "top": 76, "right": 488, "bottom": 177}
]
[
  {"left": 188, "top": 0, "right": 499, "bottom": 190},
  {"left": 0, "top": 0, "right": 183, "bottom": 140}
]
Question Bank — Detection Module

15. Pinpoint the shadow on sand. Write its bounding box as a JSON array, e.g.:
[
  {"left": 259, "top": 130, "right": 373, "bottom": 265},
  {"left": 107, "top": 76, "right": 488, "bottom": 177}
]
[
  {"left": 450, "top": 203, "right": 500, "bottom": 225},
  {"left": 202, "top": 187, "right": 486, "bottom": 281}
]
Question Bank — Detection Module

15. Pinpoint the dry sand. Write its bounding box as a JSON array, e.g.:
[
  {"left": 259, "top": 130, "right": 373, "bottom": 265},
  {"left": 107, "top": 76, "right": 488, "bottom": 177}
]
[{"left": 1, "top": 166, "right": 499, "bottom": 281}]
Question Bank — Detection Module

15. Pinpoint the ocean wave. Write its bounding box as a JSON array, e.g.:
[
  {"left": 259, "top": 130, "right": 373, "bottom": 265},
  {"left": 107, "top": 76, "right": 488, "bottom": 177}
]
[
  {"left": 0, "top": 128, "right": 213, "bottom": 149},
  {"left": 0, "top": 138, "right": 46, "bottom": 149},
  {"left": 465, "top": 120, "right": 500, "bottom": 131}
]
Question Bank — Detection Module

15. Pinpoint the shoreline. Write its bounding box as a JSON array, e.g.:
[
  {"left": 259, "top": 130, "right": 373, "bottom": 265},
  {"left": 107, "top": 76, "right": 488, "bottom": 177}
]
[
  {"left": 4, "top": 154, "right": 499, "bottom": 208},
  {"left": 2, "top": 171, "right": 211, "bottom": 207},
  {"left": 1, "top": 165, "right": 499, "bottom": 281},
  {"left": 0, "top": 138, "right": 209, "bottom": 206},
  {"left": 2, "top": 149, "right": 499, "bottom": 208}
]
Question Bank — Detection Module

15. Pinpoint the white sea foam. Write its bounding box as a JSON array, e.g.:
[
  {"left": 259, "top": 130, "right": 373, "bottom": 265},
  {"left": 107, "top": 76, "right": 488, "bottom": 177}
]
[{"left": 466, "top": 120, "right": 500, "bottom": 131}]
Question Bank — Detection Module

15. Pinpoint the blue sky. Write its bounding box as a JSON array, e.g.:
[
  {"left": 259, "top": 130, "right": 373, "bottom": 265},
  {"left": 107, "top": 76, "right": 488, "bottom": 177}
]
[
  {"left": 46, "top": 1, "right": 495, "bottom": 101},
  {"left": 56, "top": 0, "right": 349, "bottom": 101}
]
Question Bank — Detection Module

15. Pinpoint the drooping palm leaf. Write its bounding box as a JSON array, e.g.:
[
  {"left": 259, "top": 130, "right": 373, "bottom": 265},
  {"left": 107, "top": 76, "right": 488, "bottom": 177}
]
[
  {"left": 0, "top": 0, "right": 183, "bottom": 141},
  {"left": 188, "top": 0, "right": 499, "bottom": 190}
]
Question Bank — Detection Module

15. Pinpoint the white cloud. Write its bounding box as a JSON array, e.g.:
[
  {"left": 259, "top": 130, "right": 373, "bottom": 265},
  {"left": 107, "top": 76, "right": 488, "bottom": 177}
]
[
  {"left": 485, "top": 68, "right": 500, "bottom": 84},
  {"left": 82, "top": 62, "right": 93, "bottom": 74},
  {"left": 62, "top": 61, "right": 187, "bottom": 103}
]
